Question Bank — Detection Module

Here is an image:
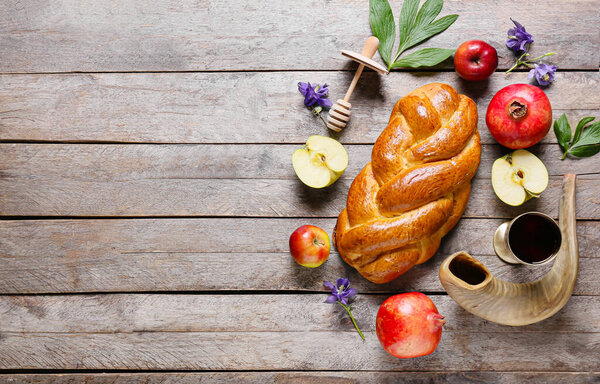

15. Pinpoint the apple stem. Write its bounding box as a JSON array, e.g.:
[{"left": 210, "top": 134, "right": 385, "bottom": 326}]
[{"left": 338, "top": 302, "right": 365, "bottom": 340}]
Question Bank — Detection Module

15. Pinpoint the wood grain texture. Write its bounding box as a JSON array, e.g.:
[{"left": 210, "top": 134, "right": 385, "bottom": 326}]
[
  {"left": 0, "top": 0, "right": 597, "bottom": 73},
  {"left": 0, "top": 0, "right": 597, "bottom": 376},
  {"left": 2, "top": 143, "right": 598, "bottom": 181},
  {"left": 1, "top": 372, "right": 599, "bottom": 384},
  {"left": 0, "top": 72, "right": 597, "bottom": 143},
  {"left": 1, "top": 294, "right": 598, "bottom": 333},
  {"left": 2, "top": 142, "right": 597, "bottom": 218},
  {"left": 1, "top": 175, "right": 598, "bottom": 218},
  {"left": 1, "top": 251, "right": 598, "bottom": 294},
  {"left": 0, "top": 331, "right": 598, "bottom": 371},
  {"left": 0, "top": 218, "right": 598, "bottom": 293}
]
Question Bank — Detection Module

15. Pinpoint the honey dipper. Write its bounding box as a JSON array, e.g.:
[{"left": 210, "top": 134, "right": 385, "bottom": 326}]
[{"left": 326, "top": 36, "right": 388, "bottom": 132}]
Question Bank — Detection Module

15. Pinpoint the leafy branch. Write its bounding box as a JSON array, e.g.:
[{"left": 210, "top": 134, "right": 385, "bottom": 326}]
[
  {"left": 369, "top": 0, "right": 458, "bottom": 70},
  {"left": 554, "top": 114, "right": 600, "bottom": 160}
]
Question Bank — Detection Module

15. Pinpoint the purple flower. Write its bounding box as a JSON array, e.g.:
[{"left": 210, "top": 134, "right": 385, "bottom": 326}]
[
  {"left": 298, "top": 82, "right": 332, "bottom": 108},
  {"left": 506, "top": 19, "right": 534, "bottom": 52},
  {"left": 528, "top": 63, "right": 557, "bottom": 86},
  {"left": 324, "top": 278, "right": 357, "bottom": 305}
]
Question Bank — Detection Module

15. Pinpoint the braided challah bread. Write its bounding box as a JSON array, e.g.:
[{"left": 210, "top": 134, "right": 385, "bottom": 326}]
[{"left": 334, "top": 83, "right": 480, "bottom": 284}]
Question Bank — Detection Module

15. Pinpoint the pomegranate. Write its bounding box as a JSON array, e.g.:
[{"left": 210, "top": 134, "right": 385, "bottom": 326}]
[
  {"left": 486, "top": 84, "right": 552, "bottom": 149},
  {"left": 376, "top": 292, "right": 444, "bottom": 358}
]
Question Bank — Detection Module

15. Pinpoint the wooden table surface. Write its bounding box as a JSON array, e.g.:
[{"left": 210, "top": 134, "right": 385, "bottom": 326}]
[{"left": 0, "top": 0, "right": 599, "bottom": 382}]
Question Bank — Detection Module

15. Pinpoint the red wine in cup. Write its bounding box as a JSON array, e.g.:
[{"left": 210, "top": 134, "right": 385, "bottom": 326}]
[{"left": 508, "top": 214, "right": 561, "bottom": 264}]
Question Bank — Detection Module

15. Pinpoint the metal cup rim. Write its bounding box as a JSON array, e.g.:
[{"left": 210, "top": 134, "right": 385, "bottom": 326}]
[{"left": 504, "top": 211, "right": 562, "bottom": 265}]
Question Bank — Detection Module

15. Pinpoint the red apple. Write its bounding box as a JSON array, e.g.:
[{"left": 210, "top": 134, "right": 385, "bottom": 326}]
[
  {"left": 289, "top": 225, "right": 330, "bottom": 268},
  {"left": 486, "top": 84, "right": 552, "bottom": 149},
  {"left": 454, "top": 40, "right": 498, "bottom": 81},
  {"left": 376, "top": 292, "right": 444, "bottom": 358}
]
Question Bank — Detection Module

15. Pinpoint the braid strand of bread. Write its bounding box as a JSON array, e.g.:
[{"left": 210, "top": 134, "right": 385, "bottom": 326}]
[{"left": 334, "top": 83, "right": 481, "bottom": 284}]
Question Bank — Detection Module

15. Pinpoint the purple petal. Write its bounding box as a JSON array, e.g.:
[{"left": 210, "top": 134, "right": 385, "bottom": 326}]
[
  {"left": 317, "top": 98, "right": 332, "bottom": 108},
  {"left": 325, "top": 295, "right": 338, "bottom": 304},
  {"left": 339, "top": 297, "right": 349, "bottom": 305},
  {"left": 506, "top": 39, "right": 519, "bottom": 50},
  {"left": 510, "top": 18, "right": 523, "bottom": 29},
  {"left": 337, "top": 278, "right": 350, "bottom": 289},
  {"left": 297, "top": 82, "right": 331, "bottom": 108},
  {"left": 317, "top": 84, "right": 329, "bottom": 93},
  {"left": 518, "top": 40, "right": 529, "bottom": 52},
  {"left": 297, "top": 82, "right": 309, "bottom": 96},
  {"left": 528, "top": 69, "right": 536, "bottom": 79},
  {"left": 323, "top": 281, "right": 336, "bottom": 291},
  {"left": 506, "top": 19, "right": 533, "bottom": 53},
  {"left": 529, "top": 63, "right": 556, "bottom": 86},
  {"left": 346, "top": 288, "right": 358, "bottom": 298},
  {"left": 304, "top": 94, "right": 317, "bottom": 107}
]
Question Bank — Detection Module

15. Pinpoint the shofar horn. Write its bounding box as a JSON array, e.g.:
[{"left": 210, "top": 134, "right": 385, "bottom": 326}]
[{"left": 439, "top": 174, "right": 578, "bottom": 326}]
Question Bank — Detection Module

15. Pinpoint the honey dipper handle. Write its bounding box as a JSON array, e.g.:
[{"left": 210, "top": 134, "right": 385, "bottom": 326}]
[
  {"left": 344, "top": 37, "right": 380, "bottom": 102},
  {"left": 361, "top": 36, "right": 380, "bottom": 58}
]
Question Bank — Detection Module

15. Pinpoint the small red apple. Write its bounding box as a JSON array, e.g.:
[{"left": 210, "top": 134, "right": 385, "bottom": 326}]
[
  {"left": 486, "top": 83, "right": 553, "bottom": 149},
  {"left": 376, "top": 292, "right": 444, "bottom": 359},
  {"left": 454, "top": 40, "right": 498, "bottom": 81},
  {"left": 289, "top": 225, "right": 330, "bottom": 268}
]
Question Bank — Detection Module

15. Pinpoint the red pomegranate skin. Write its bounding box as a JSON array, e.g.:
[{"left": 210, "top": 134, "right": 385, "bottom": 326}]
[
  {"left": 376, "top": 292, "right": 444, "bottom": 359},
  {"left": 486, "top": 83, "right": 552, "bottom": 149}
]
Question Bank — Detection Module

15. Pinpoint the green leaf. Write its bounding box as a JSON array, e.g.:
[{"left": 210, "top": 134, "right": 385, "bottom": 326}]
[
  {"left": 413, "top": 0, "right": 443, "bottom": 29},
  {"left": 400, "top": 14, "right": 458, "bottom": 53},
  {"left": 391, "top": 48, "right": 454, "bottom": 68},
  {"left": 571, "top": 121, "right": 600, "bottom": 148},
  {"left": 573, "top": 117, "right": 595, "bottom": 144},
  {"left": 553, "top": 114, "right": 572, "bottom": 153},
  {"left": 398, "top": 0, "right": 419, "bottom": 48},
  {"left": 567, "top": 144, "right": 600, "bottom": 158},
  {"left": 369, "top": 0, "right": 396, "bottom": 66}
]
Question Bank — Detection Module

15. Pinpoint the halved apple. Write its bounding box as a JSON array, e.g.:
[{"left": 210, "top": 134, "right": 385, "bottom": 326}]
[
  {"left": 292, "top": 135, "right": 348, "bottom": 188},
  {"left": 491, "top": 149, "right": 549, "bottom": 206}
]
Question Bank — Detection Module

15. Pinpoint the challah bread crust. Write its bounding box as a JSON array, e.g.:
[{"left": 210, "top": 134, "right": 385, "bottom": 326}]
[{"left": 334, "top": 83, "right": 480, "bottom": 284}]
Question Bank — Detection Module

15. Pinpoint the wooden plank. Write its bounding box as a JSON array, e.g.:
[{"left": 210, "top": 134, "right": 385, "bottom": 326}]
[
  {"left": 0, "top": 330, "right": 597, "bottom": 371},
  {"left": 1, "top": 372, "right": 599, "bottom": 384},
  {"left": 0, "top": 72, "right": 597, "bottom": 143},
  {"left": 1, "top": 295, "right": 598, "bottom": 333},
  {"left": 0, "top": 0, "right": 596, "bottom": 72},
  {"left": 1, "top": 252, "right": 597, "bottom": 295},
  {"left": 1, "top": 175, "right": 598, "bottom": 218},
  {"left": 2, "top": 143, "right": 598, "bottom": 182},
  {"left": 0, "top": 219, "right": 598, "bottom": 293},
  {"left": 2, "top": 218, "right": 597, "bottom": 258}
]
